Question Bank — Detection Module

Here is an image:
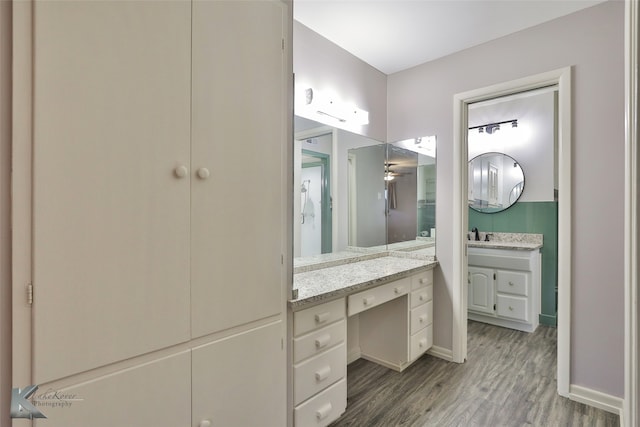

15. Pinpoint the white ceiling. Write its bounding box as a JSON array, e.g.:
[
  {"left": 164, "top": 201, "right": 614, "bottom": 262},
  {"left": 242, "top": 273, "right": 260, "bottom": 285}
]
[{"left": 294, "top": 0, "right": 606, "bottom": 75}]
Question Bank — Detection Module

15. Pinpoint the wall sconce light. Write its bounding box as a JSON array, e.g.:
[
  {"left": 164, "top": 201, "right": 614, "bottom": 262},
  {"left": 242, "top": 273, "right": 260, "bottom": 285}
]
[
  {"left": 469, "top": 119, "right": 518, "bottom": 135},
  {"left": 300, "top": 87, "right": 369, "bottom": 126}
]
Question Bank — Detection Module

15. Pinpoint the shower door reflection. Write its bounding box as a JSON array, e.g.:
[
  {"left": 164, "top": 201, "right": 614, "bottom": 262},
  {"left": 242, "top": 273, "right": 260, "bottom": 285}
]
[{"left": 300, "top": 150, "right": 331, "bottom": 256}]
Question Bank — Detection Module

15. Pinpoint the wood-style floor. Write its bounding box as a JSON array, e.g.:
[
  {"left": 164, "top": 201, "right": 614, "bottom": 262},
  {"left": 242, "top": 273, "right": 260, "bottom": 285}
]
[{"left": 330, "top": 320, "right": 619, "bottom": 427}]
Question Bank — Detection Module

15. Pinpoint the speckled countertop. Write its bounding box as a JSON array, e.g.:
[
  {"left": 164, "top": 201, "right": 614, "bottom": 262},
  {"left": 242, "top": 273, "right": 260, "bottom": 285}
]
[
  {"left": 467, "top": 232, "right": 543, "bottom": 250},
  {"left": 294, "top": 251, "right": 387, "bottom": 273},
  {"left": 291, "top": 255, "right": 438, "bottom": 311}
]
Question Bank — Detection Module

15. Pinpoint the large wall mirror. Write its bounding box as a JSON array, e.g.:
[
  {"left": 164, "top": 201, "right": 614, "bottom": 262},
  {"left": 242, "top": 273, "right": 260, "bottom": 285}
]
[
  {"left": 294, "top": 115, "right": 437, "bottom": 261},
  {"left": 468, "top": 152, "right": 525, "bottom": 213}
]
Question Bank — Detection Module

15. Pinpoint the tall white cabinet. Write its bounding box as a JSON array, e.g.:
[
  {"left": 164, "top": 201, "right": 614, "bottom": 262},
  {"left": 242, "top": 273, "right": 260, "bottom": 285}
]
[{"left": 14, "top": 1, "right": 290, "bottom": 426}]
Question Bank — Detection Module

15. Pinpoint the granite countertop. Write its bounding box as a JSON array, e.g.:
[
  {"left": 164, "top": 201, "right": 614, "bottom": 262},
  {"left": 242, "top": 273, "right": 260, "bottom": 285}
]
[
  {"left": 466, "top": 232, "right": 543, "bottom": 250},
  {"left": 290, "top": 255, "right": 438, "bottom": 310}
]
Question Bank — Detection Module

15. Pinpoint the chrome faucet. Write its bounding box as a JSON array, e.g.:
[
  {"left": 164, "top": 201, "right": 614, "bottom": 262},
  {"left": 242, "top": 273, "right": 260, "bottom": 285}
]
[{"left": 471, "top": 227, "right": 480, "bottom": 241}]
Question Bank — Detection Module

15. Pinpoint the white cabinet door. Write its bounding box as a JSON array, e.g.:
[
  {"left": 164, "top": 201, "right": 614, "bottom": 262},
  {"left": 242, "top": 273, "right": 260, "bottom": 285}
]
[
  {"left": 191, "top": 0, "right": 286, "bottom": 338},
  {"left": 468, "top": 266, "right": 495, "bottom": 315},
  {"left": 33, "top": 352, "right": 191, "bottom": 427},
  {"left": 192, "top": 321, "right": 286, "bottom": 427},
  {"left": 32, "top": 0, "right": 192, "bottom": 384}
]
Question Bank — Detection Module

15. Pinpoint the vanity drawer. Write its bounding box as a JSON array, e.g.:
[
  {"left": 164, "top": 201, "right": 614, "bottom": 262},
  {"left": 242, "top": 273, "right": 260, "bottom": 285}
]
[
  {"left": 347, "top": 278, "right": 409, "bottom": 316},
  {"left": 294, "top": 299, "right": 345, "bottom": 337},
  {"left": 496, "top": 294, "right": 528, "bottom": 322},
  {"left": 496, "top": 270, "right": 528, "bottom": 296},
  {"left": 293, "top": 319, "right": 346, "bottom": 364},
  {"left": 410, "top": 285, "right": 433, "bottom": 309},
  {"left": 410, "top": 300, "right": 433, "bottom": 335},
  {"left": 293, "top": 343, "right": 346, "bottom": 406},
  {"left": 411, "top": 270, "right": 433, "bottom": 290},
  {"left": 294, "top": 378, "right": 347, "bottom": 427},
  {"left": 410, "top": 324, "right": 433, "bottom": 361}
]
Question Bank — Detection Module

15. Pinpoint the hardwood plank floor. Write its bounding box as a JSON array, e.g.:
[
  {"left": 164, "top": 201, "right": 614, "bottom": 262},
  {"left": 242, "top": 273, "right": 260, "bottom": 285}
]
[{"left": 330, "top": 320, "right": 619, "bottom": 427}]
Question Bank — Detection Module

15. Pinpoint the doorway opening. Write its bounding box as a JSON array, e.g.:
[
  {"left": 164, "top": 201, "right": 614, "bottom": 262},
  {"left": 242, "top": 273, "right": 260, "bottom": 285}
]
[{"left": 452, "top": 67, "right": 572, "bottom": 396}]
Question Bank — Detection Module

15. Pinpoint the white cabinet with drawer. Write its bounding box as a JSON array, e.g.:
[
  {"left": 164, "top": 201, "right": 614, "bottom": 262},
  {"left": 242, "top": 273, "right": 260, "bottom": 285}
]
[
  {"left": 357, "top": 270, "right": 433, "bottom": 370},
  {"left": 468, "top": 246, "right": 541, "bottom": 332},
  {"left": 409, "top": 271, "right": 433, "bottom": 361},
  {"left": 293, "top": 299, "right": 347, "bottom": 426}
]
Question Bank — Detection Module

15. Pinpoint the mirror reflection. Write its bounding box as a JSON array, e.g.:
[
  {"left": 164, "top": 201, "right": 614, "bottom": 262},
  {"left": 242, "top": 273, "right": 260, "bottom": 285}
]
[
  {"left": 468, "top": 152, "right": 525, "bottom": 213},
  {"left": 294, "top": 115, "right": 437, "bottom": 262},
  {"left": 386, "top": 138, "right": 436, "bottom": 254}
]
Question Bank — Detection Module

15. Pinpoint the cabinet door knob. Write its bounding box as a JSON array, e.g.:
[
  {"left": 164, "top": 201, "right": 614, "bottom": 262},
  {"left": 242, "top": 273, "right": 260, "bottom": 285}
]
[
  {"left": 509, "top": 306, "right": 514, "bottom": 311},
  {"left": 363, "top": 296, "right": 375, "bottom": 306},
  {"left": 199, "top": 420, "right": 212, "bottom": 427},
  {"left": 174, "top": 165, "right": 188, "bottom": 178},
  {"left": 394, "top": 286, "right": 404, "bottom": 294},
  {"left": 197, "top": 167, "right": 210, "bottom": 179},
  {"left": 509, "top": 281, "right": 514, "bottom": 286}
]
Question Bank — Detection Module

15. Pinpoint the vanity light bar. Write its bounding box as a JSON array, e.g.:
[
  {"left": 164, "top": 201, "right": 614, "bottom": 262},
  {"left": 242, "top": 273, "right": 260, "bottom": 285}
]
[
  {"left": 469, "top": 119, "right": 518, "bottom": 134},
  {"left": 302, "top": 88, "right": 369, "bottom": 126}
]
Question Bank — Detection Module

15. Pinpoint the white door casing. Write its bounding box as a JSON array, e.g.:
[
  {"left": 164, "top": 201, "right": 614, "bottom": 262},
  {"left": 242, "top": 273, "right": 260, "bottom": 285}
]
[{"left": 452, "top": 67, "right": 572, "bottom": 397}]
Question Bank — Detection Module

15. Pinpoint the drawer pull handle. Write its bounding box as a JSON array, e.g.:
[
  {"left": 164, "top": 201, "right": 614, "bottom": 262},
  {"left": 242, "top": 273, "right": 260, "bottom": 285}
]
[
  {"left": 420, "top": 293, "right": 427, "bottom": 301},
  {"left": 509, "top": 281, "right": 514, "bottom": 286},
  {"left": 316, "top": 402, "right": 333, "bottom": 420},
  {"left": 394, "top": 286, "right": 404, "bottom": 294},
  {"left": 509, "top": 306, "right": 514, "bottom": 311},
  {"left": 420, "top": 278, "right": 426, "bottom": 284},
  {"left": 419, "top": 338, "right": 427, "bottom": 348},
  {"left": 419, "top": 315, "right": 427, "bottom": 323},
  {"left": 315, "top": 312, "right": 330, "bottom": 324},
  {"left": 315, "top": 365, "right": 331, "bottom": 382},
  {"left": 363, "top": 296, "right": 375, "bottom": 306},
  {"left": 315, "top": 334, "right": 331, "bottom": 349}
]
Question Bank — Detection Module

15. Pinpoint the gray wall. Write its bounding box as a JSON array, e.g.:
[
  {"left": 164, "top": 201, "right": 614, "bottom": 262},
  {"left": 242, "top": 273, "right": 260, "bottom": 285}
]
[
  {"left": 293, "top": 21, "right": 387, "bottom": 142},
  {"left": 0, "top": 1, "right": 10, "bottom": 424},
  {"left": 388, "top": 0, "right": 624, "bottom": 397}
]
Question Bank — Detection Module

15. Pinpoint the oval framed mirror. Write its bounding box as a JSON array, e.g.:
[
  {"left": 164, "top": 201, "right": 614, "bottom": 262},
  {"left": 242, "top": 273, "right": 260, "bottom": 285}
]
[{"left": 468, "top": 152, "right": 524, "bottom": 213}]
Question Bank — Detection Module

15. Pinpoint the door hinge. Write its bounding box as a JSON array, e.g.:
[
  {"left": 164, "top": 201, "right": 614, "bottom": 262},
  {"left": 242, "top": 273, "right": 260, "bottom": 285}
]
[
  {"left": 27, "top": 283, "right": 33, "bottom": 305},
  {"left": 493, "top": 304, "right": 496, "bottom": 311},
  {"left": 493, "top": 273, "right": 496, "bottom": 280},
  {"left": 281, "top": 39, "right": 285, "bottom": 50}
]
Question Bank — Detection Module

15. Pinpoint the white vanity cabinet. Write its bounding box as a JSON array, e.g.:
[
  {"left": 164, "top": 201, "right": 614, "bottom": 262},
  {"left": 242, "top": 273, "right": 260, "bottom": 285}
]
[
  {"left": 293, "top": 299, "right": 347, "bottom": 427},
  {"left": 468, "top": 247, "right": 541, "bottom": 332},
  {"left": 290, "top": 267, "right": 435, "bottom": 426},
  {"left": 354, "top": 270, "right": 433, "bottom": 370}
]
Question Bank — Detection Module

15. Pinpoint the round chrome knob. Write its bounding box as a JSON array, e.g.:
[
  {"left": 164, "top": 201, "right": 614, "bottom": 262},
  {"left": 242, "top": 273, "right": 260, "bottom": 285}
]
[
  {"left": 174, "top": 165, "right": 188, "bottom": 178},
  {"left": 197, "top": 167, "right": 210, "bottom": 179}
]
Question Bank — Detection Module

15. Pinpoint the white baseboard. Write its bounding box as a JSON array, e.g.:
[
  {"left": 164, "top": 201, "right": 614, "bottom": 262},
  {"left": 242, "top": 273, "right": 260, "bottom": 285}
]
[
  {"left": 427, "top": 345, "right": 454, "bottom": 362},
  {"left": 569, "top": 384, "right": 624, "bottom": 416},
  {"left": 347, "top": 347, "right": 361, "bottom": 365}
]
